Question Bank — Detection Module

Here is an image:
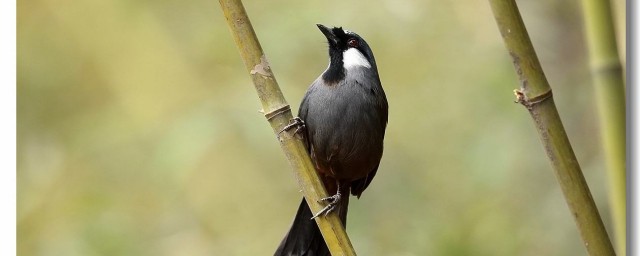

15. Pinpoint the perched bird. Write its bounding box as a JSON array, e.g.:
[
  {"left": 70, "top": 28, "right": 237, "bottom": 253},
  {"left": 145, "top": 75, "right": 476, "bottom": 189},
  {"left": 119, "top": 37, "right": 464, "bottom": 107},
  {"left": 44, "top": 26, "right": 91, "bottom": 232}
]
[{"left": 275, "top": 24, "right": 388, "bottom": 256}]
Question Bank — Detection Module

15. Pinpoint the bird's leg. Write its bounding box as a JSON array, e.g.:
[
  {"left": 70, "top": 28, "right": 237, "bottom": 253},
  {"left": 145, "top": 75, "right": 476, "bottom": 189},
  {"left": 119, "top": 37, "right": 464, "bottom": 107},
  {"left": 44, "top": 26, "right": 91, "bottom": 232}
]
[
  {"left": 278, "top": 117, "right": 305, "bottom": 137},
  {"left": 311, "top": 183, "right": 343, "bottom": 219}
]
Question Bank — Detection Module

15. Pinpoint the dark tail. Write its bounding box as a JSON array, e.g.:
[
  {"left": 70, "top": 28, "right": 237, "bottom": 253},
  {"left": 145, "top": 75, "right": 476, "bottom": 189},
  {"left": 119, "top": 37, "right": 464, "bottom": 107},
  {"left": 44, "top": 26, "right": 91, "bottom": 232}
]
[{"left": 274, "top": 197, "right": 349, "bottom": 256}]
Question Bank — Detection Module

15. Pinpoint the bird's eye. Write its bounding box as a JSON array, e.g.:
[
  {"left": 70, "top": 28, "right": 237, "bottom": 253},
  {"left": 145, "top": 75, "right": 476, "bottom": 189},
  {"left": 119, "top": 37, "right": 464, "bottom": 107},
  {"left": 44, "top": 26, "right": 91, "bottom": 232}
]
[{"left": 347, "top": 38, "right": 358, "bottom": 47}]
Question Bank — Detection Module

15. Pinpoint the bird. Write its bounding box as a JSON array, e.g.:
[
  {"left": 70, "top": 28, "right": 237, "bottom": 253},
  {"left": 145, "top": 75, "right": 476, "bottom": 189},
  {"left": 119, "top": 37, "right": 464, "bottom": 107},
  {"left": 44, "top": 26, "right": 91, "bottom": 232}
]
[{"left": 275, "top": 24, "right": 388, "bottom": 256}]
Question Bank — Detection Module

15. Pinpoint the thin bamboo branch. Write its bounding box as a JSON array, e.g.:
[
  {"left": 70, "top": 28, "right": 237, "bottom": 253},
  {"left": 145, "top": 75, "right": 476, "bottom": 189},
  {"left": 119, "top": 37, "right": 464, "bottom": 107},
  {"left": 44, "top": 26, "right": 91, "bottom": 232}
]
[
  {"left": 217, "top": 0, "right": 356, "bottom": 255},
  {"left": 488, "top": 1, "right": 616, "bottom": 255},
  {"left": 580, "top": 0, "right": 626, "bottom": 254}
]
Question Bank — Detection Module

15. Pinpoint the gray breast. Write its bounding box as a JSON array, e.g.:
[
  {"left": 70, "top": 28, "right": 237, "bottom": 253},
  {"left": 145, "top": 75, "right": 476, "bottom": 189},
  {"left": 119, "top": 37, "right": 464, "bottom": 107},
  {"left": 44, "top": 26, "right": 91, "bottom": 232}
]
[{"left": 301, "top": 67, "right": 387, "bottom": 179}]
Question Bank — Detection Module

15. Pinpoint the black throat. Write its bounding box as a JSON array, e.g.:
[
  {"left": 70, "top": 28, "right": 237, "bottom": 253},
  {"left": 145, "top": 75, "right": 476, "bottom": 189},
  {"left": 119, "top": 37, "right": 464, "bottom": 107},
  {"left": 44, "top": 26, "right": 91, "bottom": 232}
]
[{"left": 321, "top": 47, "right": 345, "bottom": 84}]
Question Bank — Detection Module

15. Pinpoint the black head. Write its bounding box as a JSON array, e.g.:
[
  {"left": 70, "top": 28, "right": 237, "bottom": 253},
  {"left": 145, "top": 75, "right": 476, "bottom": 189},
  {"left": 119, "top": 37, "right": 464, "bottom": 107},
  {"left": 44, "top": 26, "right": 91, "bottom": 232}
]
[{"left": 316, "top": 24, "right": 377, "bottom": 83}]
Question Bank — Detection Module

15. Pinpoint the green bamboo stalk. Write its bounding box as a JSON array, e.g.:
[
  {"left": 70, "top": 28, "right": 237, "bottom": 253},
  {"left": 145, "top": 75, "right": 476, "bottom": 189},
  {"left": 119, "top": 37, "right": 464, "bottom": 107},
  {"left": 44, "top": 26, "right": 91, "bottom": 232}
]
[
  {"left": 580, "top": 0, "right": 626, "bottom": 254},
  {"left": 488, "top": 1, "right": 616, "bottom": 255},
  {"left": 217, "top": 0, "right": 356, "bottom": 255}
]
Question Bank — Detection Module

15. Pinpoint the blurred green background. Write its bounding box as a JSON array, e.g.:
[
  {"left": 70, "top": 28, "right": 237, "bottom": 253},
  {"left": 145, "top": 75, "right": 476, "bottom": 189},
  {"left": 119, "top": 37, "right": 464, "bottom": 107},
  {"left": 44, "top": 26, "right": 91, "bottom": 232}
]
[{"left": 18, "top": 0, "right": 626, "bottom": 255}]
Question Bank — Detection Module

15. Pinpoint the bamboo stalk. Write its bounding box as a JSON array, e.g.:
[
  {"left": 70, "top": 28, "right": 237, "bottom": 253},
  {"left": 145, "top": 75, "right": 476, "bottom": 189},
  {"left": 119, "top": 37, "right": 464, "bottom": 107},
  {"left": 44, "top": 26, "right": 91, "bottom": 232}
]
[
  {"left": 580, "top": 0, "right": 626, "bottom": 254},
  {"left": 217, "top": 0, "right": 356, "bottom": 255},
  {"left": 488, "top": 1, "right": 616, "bottom": 255}
]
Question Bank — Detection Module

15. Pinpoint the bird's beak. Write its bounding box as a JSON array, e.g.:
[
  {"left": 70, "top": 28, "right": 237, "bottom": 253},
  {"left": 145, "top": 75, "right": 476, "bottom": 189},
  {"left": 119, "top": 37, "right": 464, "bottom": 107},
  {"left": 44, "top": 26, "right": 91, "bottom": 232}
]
[{"left": 317, "top": 24, "right": 338, "bottom": 45}]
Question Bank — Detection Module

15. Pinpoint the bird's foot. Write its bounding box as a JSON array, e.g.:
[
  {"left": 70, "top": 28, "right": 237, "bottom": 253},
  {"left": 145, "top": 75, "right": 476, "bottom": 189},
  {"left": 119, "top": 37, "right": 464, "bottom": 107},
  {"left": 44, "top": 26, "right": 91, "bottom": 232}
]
[
  {"left": 278, "top": 117, "right": 305, "bottom": 137},
  {"left": 310, "top": 193, "right": 342, "bottom": 220}
]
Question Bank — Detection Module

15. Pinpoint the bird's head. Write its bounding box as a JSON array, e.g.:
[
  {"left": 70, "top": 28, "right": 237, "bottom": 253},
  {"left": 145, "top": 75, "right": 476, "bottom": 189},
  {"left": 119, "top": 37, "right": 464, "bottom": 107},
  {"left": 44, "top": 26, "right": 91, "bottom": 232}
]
[{"left": 317, "top": 24, "right": 377, "bottom": 82}]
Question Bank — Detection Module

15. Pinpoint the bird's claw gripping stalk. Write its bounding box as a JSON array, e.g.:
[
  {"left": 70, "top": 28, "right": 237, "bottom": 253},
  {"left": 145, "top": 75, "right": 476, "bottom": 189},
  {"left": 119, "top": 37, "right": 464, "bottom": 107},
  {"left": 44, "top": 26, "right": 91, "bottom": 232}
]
[
  {"left": 311, "top": 191, "right": 342, "bottom": 220},
  {"left": 278, "top": 117, "right": 306, "bottom": 137}
]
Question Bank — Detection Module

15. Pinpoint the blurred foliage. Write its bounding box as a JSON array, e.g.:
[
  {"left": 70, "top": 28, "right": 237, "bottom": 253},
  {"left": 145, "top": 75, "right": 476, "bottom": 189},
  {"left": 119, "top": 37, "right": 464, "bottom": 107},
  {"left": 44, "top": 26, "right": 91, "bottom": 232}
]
[{"left": 18, "top": 0, "right": 625, "bottom": 255}]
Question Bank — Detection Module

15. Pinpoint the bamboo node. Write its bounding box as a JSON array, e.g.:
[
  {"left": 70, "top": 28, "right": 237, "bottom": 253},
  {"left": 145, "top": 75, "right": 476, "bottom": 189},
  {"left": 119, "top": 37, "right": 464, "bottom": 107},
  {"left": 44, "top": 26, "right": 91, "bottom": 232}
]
[
  {"left": 264, "top": 104, "right": 291, "bottom": 121},
  {"left": 513, "top": 89, "right": 553, "bottom": 110}
]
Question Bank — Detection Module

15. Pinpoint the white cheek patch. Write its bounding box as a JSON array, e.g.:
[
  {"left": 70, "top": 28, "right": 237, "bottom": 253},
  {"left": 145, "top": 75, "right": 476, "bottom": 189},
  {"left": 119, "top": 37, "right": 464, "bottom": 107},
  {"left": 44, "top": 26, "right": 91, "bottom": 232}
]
[{"left": 342, "top": 48, "right": 371, "bottom": 69}]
